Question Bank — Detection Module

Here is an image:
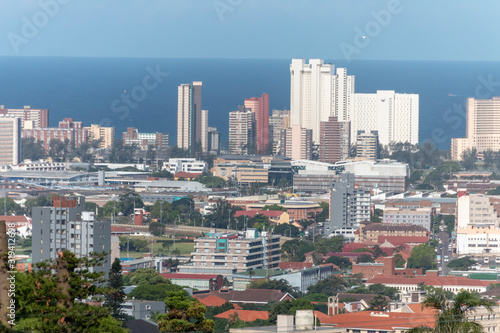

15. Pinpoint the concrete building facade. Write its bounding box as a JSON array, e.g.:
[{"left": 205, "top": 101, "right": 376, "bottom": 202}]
[
  {"left": 84, "top": 124, "right": 115, "bottom": 149},
  {"left": 0, "top": 105, "right": 49, "bottom": 129},
  {"left": 122, "top": 127, "right": 169, "bottom": 150},
  {"left": 356, "top": 130, "right": 379, "bottom": 160},
  {"left": 269, "top": 110, "right": 290, "bottom": 155},
  {"left": 177, "top": 81, "right": 203, "bottom": 155},
  {"left": 244, "top": 93, "right": 269, "bottom": 154},
  {"left": 229, "top": 110, "right": 255, "bottom": 155},
  {"left": 280, "top": 125, "right": 313, "bottom": 160},
  {"left": 383, "top": 207, "right": 432, "bottom": 231},
  {"left": 0, "top": 115, "right": 21, "bottom": 165}
]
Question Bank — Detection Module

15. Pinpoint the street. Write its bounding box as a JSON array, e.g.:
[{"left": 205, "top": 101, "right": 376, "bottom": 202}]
[{"left": 437, "top": 230, "right": 451, "bottom": 275}]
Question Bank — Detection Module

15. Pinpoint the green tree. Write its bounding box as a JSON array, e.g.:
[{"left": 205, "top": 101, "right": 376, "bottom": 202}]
[
  {"left": 109, "top": 139, "right": 137, "bottom": 163},
  {"left": 409, "top": 170, "right": 424, "bottom": 184},
  {"left": 149, "top": 222, "right": 165, "bottom": 236},
  {"left": 273, "top": 223, "right": 300, "bottom": 237},
  {"left": 128, "top": 283, "right": 185, "bottom": 301},
  {"left": 157, "top": 291, "right": 214, "bottom": 333},
  {"left": 368, "top": 294, "right": 388, "bottom": 311},
  {"left": 21, "top": 137, "right": 46, "bottom": 161},
  {"left": 356, "top": 254, "right": 374, "bottom": 263},
  {"left": 461, "top": 148, "right": 478, "bottom": 171},
  {"left": 394, "top": 253, "right": 406, "bottom": 268},
  {"left": 122, "top": 268, "right": 170, "bottom": 286},
  {"left": 316, "top": 202, "right": 329, "bottom": 222},
  {"left": 14, "top": 251, "right": 127, "bottom": 332},
  {"left": 307, "top": 275, "right": 346, "bottom": 295},
  {"left": 281, "top": 239, "right": 314, "bottom": 261},
  {"left": 105, "top": 258, "right": 126, "bottom": 321},
  {"left": 407, "top": 244, "right": 437, "bottom": 272},
  {"left": 314, "top": 236, "right": 345, "bottom": 254},
  {"left": 196, "top": 173, "right": 226, "bottom": 188},
  {"left": 447, "top": 257, "right": 477, "bottom": 271},
  {"left": 407, "top": 290, "right": 493, "bottom": 333},
  {"left": 118, "top": 190, "right": 144, "bottom": 217},
  {"left": 324, "top": 256, "right": 352, "bottom": 269},
  {"left": 268, "top": 299, "right": 314, "bottom": 323},
  {"left": 261, "top": 204, "right": 287, "bottom": 212},
  {"left": 0, "top": 198, "right": 26, "bottom": 215}
]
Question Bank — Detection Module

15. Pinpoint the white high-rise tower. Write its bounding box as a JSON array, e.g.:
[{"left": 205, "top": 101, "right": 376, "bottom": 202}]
[{"left": 333, "top": 67, "right": 355, "bottom": 122}]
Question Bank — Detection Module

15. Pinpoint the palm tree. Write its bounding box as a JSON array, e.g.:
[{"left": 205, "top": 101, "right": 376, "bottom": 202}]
[{"left": 408, "top": 290, "right": 494, "bottom": 333}]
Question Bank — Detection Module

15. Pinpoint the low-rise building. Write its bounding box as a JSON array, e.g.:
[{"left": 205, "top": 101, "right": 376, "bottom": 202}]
[
  {"left": 120, "top": 300, "right": 165, "bottom": 321},
  {"left": 122, "top": 127, "right": 169, "bottom": 150},
  {"left": 245, "top": 199, "right": 321, "bottom": 222},
  {"left": 356, "top": 221, "right": 429, "bottom": 243},
  {"left": 234, "top": 210, "right": 290, "bottom": 225},
  {"left": 270, "top": 264, "right": 335, "bottom": 294},
  {"left": 194, "top": 289, "right": 294, "bottom": 305},
  {"left": 383, "top": 207, "right": 432, "bottom": 231},
  {"left": 160, "top": 273, "right": 223, "bottom": 290},
  {"left": 352, "top": 256, "right": 423, "bottom": 280},
  {"left": 163, "top": 158, "right": 206, "bottom": 174}
]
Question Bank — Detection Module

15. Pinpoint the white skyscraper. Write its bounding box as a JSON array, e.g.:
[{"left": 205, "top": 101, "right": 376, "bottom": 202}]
[
  {"left": 333, "top": 68, "right": 355, "bottom": 122},
  {"left": 177, "top": 81, "right": 202, "bottom": 156},
  {"left": 290, "top": 59, "right": 334, "bottom": 143},
  {"left": 0, "top": 115, "right": 21, "bottom": 165},
  {"left": 201, "top": 109, "right": 209, "bottom": 153},
  {"left": 352, "top": 90, "right": 419, "bottom": 146}
]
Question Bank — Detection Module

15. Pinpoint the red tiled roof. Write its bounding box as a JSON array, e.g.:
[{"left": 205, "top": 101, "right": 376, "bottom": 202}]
[
  {"left": 234, "top": 211, "right": 285, "bottom": 218},
  {"left": 161, "top": 273, "right": 220, "bottom": 280},
  {"left": 196, "top": 295, "right": 227, "bottom": 307},
  {"left": 367, "top": 275, "right": 493, "bottom": 287},
  {"left": 378, "top": 236, "right": 429, "bottom": 246},
  {"left": 0, "top": 215, "right": 30, "bottom": 223},
  {"left": 315, "top": 310, "right": 436, "bottom": 330},
  {"left": 278, "top": 262, "right": 313, "bottom": 270},
  {"left": 173, "top": 171, "right": 202, "bottom": 178},
  {"left": 111, "top": 226, "right": 134, "bottom": 232},
  {"left": 215, "top": 309, "right": 269, "bottom": 322},
  {"left": 326, "top": 252, "right": 373, "bottom": 258}
]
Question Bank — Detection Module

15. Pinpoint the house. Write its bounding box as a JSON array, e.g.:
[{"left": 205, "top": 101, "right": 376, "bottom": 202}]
[
  {"left": 352, "top": 256, "right": 423, "bottom": 279},
  {"left": 197, "top": 295, "right": 228, "bottom": 307},
  {"left": 329, "top": 293, "right": 392, "bottom": 314},
  {"left": 194, "top": 289, "right": 294, "bottom": 305}
]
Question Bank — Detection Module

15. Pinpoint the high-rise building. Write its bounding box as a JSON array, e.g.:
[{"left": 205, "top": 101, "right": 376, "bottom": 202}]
[
  {"left": 229, "top": 108, "right": 255, "bottom": 155},
  {"left": 23, "top": 118, "right": 87, "bottom": 153},
  {"left": 244, "top": 93, "right": 269, "bottom": 154},
  {"left": 352, "top": 90, "right": 419, "bottom": 145},
  {"left": 333, "top": 68, "right": 355, "bottom": 122},
  {"left": 280, "top": 125, "right": 312, "bottom": 160},
  {"left": 0, "top": 115, "right": 21, "bottom": 165},
  {"left": 207, "top": 127, "right": 221, "bottom": 155},
  {"left": 177, "top": 81, "right": 202, "bottom": 155},
  {"left": 324, "top": 173, "right": 371, "bottom": 235},
  {"left": 0, "top": 105, "right": 49, "bottom": 129},
  {"left": 290, "top": 59, "right": 334, "bottom": 143},
  {"left": 201, "top": 109, "right": 209, "bottom": 153},
  {"left": 451, "top": 97, "right": 500, "bottom": 161},
  {"left": 269, "top": 110, "right": 291, "bottom": 155},
  {"left": 122, "top": 128, "right": 169, "bottom": 150},
  {"left": 31, "top": 196, "right": 111, "bottom": 274},
  {"left": 319, "top": 116, "right": 350, "bottom": 163},
  {"left": 356, "top": 130, "right": 379, "bottom": 160},
  {"left": 84, "top": 124, "right": 115, "bottom": 149}
]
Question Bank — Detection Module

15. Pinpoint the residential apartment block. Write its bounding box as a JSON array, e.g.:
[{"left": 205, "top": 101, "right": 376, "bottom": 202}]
[
  {"left": 0, "top": 105, "right": 49, "bottom": 129},
  {"left": 31, "top": 196, "right": 111, "bottom": 274},
  {"left": 269, "top": 110, "right": 290, "bottom": 155},
  {"left": 23, "top": 118, "right": 86, "bottom": 152},
  {"left": 84, "top": 124, "right": 115, "bottom": 149},
  {"left": 122, "top": 127, "right": 169, "bottom": 150},
  {"left": 356, "top": 221, "right": 429, "bottom": 243},
  {"left": 383, "top": 207, "right": 432, "bottom": 231},
  {"left": 177, "top": 81, "right": 204, "bottom": 155},
  {"left": 0, "top": 115, "right": 21, "bottom": 165},
  {"left": 244, "top": 93, "right": 269, "bottom": 154},
  {"left": 356, "top": 130, "right": 379, "bottom": 160},
  {"left": 228, "top": 109, "right": 255, "bottom": 155},
  {"left": 162, "top": 158, "right": 206, "bottom": 174},
  {"left": 280, "top": 125, "right": 313, "bottom": 160},
  {"left": 186, "top": 229, "right": 281, "bottom": 276}
]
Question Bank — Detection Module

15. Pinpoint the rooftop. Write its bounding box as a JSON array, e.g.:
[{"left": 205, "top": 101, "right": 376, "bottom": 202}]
[{"left": 215, "top": 309, "right": 269, "bottom": 322}]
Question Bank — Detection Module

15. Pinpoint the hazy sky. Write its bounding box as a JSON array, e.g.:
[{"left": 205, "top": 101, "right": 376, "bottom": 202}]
[{"left": 1, "top": 0, "right": 499, "bottom": 61}]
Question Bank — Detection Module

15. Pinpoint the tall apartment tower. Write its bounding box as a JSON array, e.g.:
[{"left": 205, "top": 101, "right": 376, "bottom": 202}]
[
  {"left": 244, "top": 93, "right": 269, "bottom": 154},
  {"left": 31, "top": 196, "right": 111, "bottom": 274},
  {"left": 201, "top": 109, "right": 209, "bottom": 153},
  {"left": 290, "top": 59, "right": 334, "bottom": 143},
  {"left": 0, "top": 115, "right": 21, "bottom": 165},
  {"left": 207, "top": 127, "right": 221, "bottom": 155},
  {"left": 228, "top": 108, "right": 255, "bottom": 155},
  {"left": 0, "top": 105, "right": 49, "bottom": 129},
  {"left": 333, "top": 68, "right": 355, "bottom": 122},
  {"left": 269, "top": 110, "right": 291, "bottom": 155},
  {"left": 84, "top": 124, "right": 115, "bottom": 149},
  {"left": 280, "top": 125, "right": 312, "bottom": 160},
  {"left": 319, "top": 116, "right": 351, "bottom": 163},
  {"left": 356, "top": 130, "right": 379, "bottom": 160},
  {"left": 177, "top": 81, "right": 202, "bottom": 156},
  {"left": 324, "top": 173, "right": 371, "bottom": 235},
  {"left": 451, "top": 97, "right": 500, "bottom": 161},
  {"left": 352, "top": 90, "right": 419, "bottom": 145}
]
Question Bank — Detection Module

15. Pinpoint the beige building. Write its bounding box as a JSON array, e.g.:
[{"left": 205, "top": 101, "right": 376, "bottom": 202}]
[
  {"left": 0, "top": 115, "right": 21, "bottom": 165},
  {"left": 84, "top": 124, "right": 115, "bottom": 149},
  {"left": 201, "top": 109, "right": 209, "bottom": 153},
  {"left": 187, "top": 229, "right": 281, "bottom": 276},
  {"left": 177, "top": 82, "right": 203, "bottom": 154},
  {"left": 269, "top": 110, "right": 290, "bottom": 155},
  {"left": 212, "top": 164, "right": 268, "bottom": 185},
  {"left": 356, "top": 221, "right": 429, "bottom": 243},
  {"left": 356, "top": 130, "right": 379, "bottom": 160},
  {"left": 452, "top": 97, "right": 500, "bottom": 160},
  {"left": 0, "top": 105, "right": 48, "bottom": 129},
  {"left": 280, "top": 125, "right": 312, "bottom": 160}
]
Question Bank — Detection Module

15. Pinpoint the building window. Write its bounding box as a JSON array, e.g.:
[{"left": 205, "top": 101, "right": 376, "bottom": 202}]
[
  {"left": 204, "top": 249, "right": 209, "bottom": 253},
  {"left": 204, "top": 242, "right": 209, "bottom": 246},
  {"left": 145, "top": 305, "right": 151, "bottom": 310}
]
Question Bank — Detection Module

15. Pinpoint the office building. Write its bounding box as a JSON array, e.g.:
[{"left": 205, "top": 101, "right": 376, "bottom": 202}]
[
  {"left": 356, "top": 130, "right": 379, "bottom": 160},
  {"left": 269, "top": 110, "right": 291, "bottom": 155},
  {"left": 31, "top": 196, "right": 111, "bottom": 274},
  {"left": 333, "top": 67, "right": 355, "bottom": 122},
  {"left": 177, "top": 81, "right": 202, "bottom": 155},
  {"left": 319, "top": 116, "right": 349, "bottom": 163},
  {"left": 23, "top": 118, "right": 87, "bottom": 153},
  {"left": 122, "top": 128, "right": 169, "bottom": 150},
  {"left": 352, "top": 90, "right": 419, "bottom": 145},
  {"left": 207, "top": 127, "right": 221, "bottom": 155},
  {"left": 290, "top": 59, "right": 334, "bottom": 143},
  {"left": 179, "top": 229, "right": 281, "bottom": 276},
  {"left": 84, "top": 124, "right": 115, "bottom": 149},
  {"left": 229, "top": 109, "right": 255, "bottom": 155},
  {"left": 0, "top": 115, "right": 21, "bottom": 165},
  {"left": 280, "top": 125, "right": 312, "bottom": 160},
  {"left": 324, "top": 173, "right": 371, "bottom": 235},
  {"left": 0, "top": 105, "right": 49, "bottom": 129},
  {"left": 244, "top": 93, "right": 269, "bottom": 154},
  {"left": 451, "top": 97, "right": 500, "bottom": 160},
  {"left": 162, "top": 158, "right": 206, "bottom": 174}
]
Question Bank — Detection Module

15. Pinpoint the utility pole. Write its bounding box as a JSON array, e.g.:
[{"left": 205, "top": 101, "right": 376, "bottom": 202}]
[
  {"left": 160, "top": 200, "right": 162, "bottom": 224},
  {"left": 201, "top": 216, "right": 204, "bottom": 234},
  {"left": 227, "top": 209, "right": 231, "bottom": 232}
]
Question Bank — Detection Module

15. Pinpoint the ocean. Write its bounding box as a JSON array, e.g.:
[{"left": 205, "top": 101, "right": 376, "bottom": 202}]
[{"left": 1, "top": 56, "right": 500, "bottom": 150}]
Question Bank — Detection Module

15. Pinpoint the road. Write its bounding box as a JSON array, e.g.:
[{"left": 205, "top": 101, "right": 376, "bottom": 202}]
[{"left": 437, "top": 230, "right": 452, "bottom": 275}]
